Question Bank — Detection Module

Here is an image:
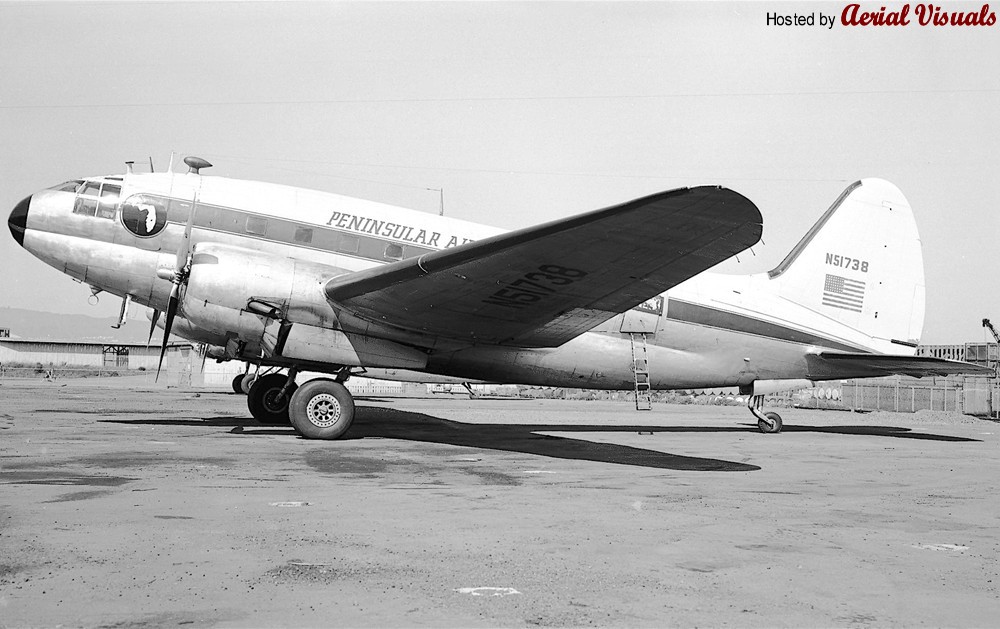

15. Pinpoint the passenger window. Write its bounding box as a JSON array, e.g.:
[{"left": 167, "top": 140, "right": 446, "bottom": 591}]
[
  {"left": 384, "top": 244, "right": 404, "bottom": 260},
  {"left": 294, "top": 227, "right": 314, "bottom": 243},
  {"left": 97, "top": 185, "right": 120, "bottom": 219},
  {"left": 73, "top": 182, "right": 102, "bottom": 216},
  {"left": 339, "top": 234, "right": 360, "bottom": 254},
  {"left": 168, "top": 199, "right": 193, "bottom": 225},
  {"left": 246, "top": 216, "right": 268, "bottom": 236}
]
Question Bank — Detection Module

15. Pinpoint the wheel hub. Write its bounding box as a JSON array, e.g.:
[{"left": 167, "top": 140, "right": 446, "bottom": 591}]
[
  {"left": 305, "top": 393, "right": 342, "bottom": 428},
  {"left": 263, "top": 388, "right": 289, "bottom": 413}
]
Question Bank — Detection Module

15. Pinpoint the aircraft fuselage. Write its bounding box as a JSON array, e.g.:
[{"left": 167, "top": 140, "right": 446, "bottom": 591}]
[{"left": 10, "top": 169, "right": 916, "bottom": 394}]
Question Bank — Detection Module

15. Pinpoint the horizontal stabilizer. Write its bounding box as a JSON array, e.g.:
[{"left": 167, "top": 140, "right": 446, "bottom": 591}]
[
  {"left": 325, "top": 186, "right": 762, "bottom": 347},
  {"left": 806, "top": 352, "right": 993, "bottom": 380}
]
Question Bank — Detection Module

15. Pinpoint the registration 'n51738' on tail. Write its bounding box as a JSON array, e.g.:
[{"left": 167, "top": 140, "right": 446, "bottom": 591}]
[{"left": 8, "top": 162, "right": 990, "bottom": 439}]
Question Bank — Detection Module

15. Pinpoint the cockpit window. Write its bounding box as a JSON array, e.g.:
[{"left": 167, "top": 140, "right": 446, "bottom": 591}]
[
  {"left": 98, "top": 185, "right": 120, "bottom": 219},
  {"left": 73, "top": 182, "right": 101, "bottom": 216},
  {"left": 73, "top": 181, "right": 120, "bottom": 220}
]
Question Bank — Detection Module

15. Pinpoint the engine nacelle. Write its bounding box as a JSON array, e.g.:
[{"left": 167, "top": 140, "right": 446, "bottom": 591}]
[
  {"left": 180, "top": 243, "right": 427, "bottom": 369},
  {"left": 181, "top": 243, "right": 331, "bottom": 334},
  {"left": 148, "top": 308, "right": 231, "bottom": 348}
]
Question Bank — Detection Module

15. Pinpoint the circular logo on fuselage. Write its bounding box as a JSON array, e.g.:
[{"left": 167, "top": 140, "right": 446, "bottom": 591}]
[{"left": 121, "top": 194, "right": 167, "bottom": 238}]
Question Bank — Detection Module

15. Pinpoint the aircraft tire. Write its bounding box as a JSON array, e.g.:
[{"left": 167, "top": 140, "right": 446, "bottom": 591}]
[
  {"left": 288, "top": 378, "right": 355, "bottom": 440},
  {"left": 232, "top": 374, "right": 246, "bottom": 394},
  {"left": 247, "top": 373, "right": 297, "bottom": 425},
  {"left": 240, "top": 373, "right": 257, "bottom": 395},
  {"left": 758, "top": 411, "right": 782, "bottom": 434}
]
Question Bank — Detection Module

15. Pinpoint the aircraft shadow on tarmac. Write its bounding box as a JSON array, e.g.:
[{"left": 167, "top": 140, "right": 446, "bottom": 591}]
[{"left": 100, "top": 406, "right": 981, "bottom": 473}]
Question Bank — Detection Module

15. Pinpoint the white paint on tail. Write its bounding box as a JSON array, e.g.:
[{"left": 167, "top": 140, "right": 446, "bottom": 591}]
[{"left": 765, "top": 178, "right": 925, "bottom": 351}]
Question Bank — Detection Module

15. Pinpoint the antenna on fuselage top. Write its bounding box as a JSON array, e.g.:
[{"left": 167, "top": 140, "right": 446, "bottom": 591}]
[
  {"left": 185, "top": 156, "right": 211, "bottom": 174},
  {"left": 427, "top": 187, "right": 445, "bottom": 216},
  {"left": 149, "top": 156, "right": 154, "bottom": 173}
]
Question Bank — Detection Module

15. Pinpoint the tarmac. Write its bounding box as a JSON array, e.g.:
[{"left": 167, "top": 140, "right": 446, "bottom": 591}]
[{"left": 1, "top": 379, "right": 999, "bottom": 628}]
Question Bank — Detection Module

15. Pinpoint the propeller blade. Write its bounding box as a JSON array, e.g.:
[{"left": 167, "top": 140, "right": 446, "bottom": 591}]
[
  {"left": 175, "top": 172, "right": 203, "bottom": 272},
  {"left": 155, "top": 285, "right": 181, "bottom": 382},
  {"left": 155, "top": 159, "right": 210, "bottom": 382},
  {"left": 147, "top": 309, "right": 161, "bottom": 347}
]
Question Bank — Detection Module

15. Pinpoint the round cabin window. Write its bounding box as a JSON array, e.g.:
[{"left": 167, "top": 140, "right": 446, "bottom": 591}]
[{"left": 121, "top": 194, "right": 167, "bottom": 238}]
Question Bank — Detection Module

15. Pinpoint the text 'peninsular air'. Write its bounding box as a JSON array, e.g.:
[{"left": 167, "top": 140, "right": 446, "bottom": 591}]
[{"left": 326, "top": 211, "right": 476, "bottom": 249}]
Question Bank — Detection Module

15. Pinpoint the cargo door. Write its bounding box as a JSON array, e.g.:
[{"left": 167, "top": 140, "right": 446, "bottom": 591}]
[{"left": 620, "top": 296, "right": 664, "bottom": 335}]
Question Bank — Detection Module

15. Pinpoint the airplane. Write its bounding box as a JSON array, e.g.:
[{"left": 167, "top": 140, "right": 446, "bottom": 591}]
[{"left": 8, "top": 157, "right": 991, "bottom": 439}]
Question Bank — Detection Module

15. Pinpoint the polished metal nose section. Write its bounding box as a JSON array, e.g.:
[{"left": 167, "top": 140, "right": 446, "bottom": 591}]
[{"left": 8, "top": 195, "right": 30, "bottom": 247}]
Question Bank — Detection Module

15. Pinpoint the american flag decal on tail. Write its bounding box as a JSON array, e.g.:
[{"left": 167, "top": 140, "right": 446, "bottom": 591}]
[{"left": 822, "top": 274, "right": 865, "bottom": 312}]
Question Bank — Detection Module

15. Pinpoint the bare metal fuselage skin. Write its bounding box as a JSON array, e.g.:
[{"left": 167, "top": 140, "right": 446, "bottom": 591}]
[{"left": 10, "top": 171, "right": 920, "bottom": 391}]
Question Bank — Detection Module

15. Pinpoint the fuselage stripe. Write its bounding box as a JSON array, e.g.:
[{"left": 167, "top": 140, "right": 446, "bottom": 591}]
[
  {"left": 665, "top": 299, "right": 870, "bottom": 353},
  {"left": 154, "top": 194, "right": 440, "bottom": 264}
]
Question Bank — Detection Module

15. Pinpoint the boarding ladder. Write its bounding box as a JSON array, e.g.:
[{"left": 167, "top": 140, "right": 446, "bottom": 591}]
[{"left": 630, "top": 333, "right": 652, "bottom": 411}]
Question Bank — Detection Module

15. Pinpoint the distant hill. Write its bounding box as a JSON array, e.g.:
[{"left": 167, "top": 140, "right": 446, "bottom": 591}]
[{"left": 0, "top": 307, "right": 154, "bottom": 344}]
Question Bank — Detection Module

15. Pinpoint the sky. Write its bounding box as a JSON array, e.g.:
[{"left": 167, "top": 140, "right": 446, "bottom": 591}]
[{"left": 1, "top": 1, "right": 998, "bottom": 344}]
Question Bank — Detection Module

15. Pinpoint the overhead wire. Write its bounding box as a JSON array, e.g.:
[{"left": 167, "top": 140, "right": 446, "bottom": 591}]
[{"left": 1, "top": 87, "right": 997, "bottom": 110}]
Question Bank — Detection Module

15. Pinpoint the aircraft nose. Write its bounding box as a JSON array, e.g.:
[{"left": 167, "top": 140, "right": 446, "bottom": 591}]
[{"left": 8, "top": 195, "right": 30, "bottom": 246}]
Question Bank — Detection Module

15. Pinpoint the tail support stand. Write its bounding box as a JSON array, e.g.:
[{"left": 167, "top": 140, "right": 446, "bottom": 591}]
[
  {"left": 462, "top": 382, "right": 478, "bottom": 398},
  {"left": 749, "top": 395, "right": 783, "bottom": 434}
]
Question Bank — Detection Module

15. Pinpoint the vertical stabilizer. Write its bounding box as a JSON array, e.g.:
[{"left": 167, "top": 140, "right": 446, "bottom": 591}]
[{"left": 768, "top": 179, "right": 925, "bottom": 350}]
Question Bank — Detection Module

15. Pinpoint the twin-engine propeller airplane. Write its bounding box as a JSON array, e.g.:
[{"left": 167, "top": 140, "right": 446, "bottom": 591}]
[{"left": 8, "top": 157, "right": 990, "bottom": 439}]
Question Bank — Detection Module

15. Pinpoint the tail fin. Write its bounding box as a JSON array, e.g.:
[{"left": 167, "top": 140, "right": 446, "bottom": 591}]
[{"left": 768, "top": 179, "right": 925, "bottom": 350}]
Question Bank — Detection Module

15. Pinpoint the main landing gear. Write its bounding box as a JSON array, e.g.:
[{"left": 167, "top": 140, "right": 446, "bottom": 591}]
[
  {"left": 233, "top": 371, "right": 257, "bottom": 394},
  {"left": 287, "top": 377, "right": 355, "bottom": 440},
  {"left": 748, "top": 395, "right": 782, "bottom": 434},
  {"left": 247, "top": 372, "right": 298, "bottom": 425},
  {"left": 244, "top": 367, "right": 356, "bottom": 439}
]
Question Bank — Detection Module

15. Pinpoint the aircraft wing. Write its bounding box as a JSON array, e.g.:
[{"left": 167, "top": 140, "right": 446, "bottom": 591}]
[
  {"left": 806, "top": 353, "right": 994, "bottom": 380},
  {"left": 325, "top": 186, "right": 761, "bottom": 347}
]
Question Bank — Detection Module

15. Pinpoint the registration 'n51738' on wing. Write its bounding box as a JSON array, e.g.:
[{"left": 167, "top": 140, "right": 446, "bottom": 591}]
[
  {"left": 482, "top": 265, "right": 588, "bottom": 309},
  {"left": 826, "top": 253, "right": 869, "bottom": 273}
]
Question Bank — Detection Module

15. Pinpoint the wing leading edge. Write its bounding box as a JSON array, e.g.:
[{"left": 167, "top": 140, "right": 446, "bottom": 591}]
[
  {"left": 806, "top": 353, "right": 994, "bottom": 380},
  {"left": 325, "top": 186, "right": 762, "bottom": 347}
]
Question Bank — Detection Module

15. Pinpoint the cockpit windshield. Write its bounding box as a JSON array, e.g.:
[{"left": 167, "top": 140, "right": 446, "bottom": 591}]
[
  {"left": 49, "top": 180, "right": 84, "bottom": 192},
  {"left": 69, "top": 179, "right": 122, "bottom": 220}
]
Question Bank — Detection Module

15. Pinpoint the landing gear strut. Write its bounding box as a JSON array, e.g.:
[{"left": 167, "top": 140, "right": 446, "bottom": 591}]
[{"left": 748, "top": 395, "right": 782, "bottom": 434}]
